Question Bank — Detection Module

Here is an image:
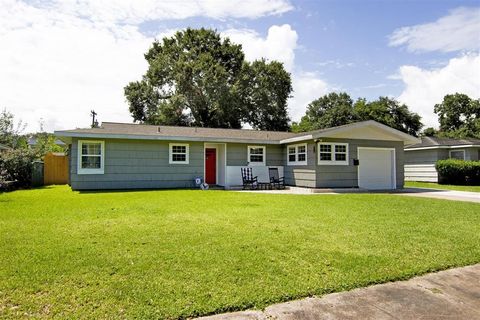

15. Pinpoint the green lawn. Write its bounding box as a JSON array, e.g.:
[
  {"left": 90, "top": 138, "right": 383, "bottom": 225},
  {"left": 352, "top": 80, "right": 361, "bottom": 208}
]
[
  {"left": 1, "top": 186, "right": 479, "bottom": 319},
  {"left": 405, "top": 181, "right": 480, "bottom": 192}
]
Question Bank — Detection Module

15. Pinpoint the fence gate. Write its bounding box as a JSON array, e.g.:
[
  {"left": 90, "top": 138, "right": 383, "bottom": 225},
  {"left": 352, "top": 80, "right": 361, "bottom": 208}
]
[{"left": 44, "top": 152, "right": 68, "bottom": 185}]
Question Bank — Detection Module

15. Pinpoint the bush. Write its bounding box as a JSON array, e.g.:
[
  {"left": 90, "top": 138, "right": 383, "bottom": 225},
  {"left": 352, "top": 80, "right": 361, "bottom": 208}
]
[
  {"left": 0, "top": 148, "right": 38, "bottom": 187},
  {"left": 436, "top": 159, "right": 480, "bottom": 185}
]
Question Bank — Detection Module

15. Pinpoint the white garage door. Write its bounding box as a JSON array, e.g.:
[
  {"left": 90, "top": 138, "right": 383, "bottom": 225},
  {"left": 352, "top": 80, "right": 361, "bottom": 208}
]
[{"left": 358, "top": 148, "right": 396, "bottom": 190}]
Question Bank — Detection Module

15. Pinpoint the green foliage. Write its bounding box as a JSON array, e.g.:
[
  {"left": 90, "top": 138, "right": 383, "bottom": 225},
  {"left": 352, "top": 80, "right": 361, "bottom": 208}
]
[
  {"left": 0, "top": 109, "right": 26, "bottom": 148},
  {"left": 436, "top": 159, "right": 480, "bottom": 185},
  {"left": 0, "top": 148, "right": 37, "bottom": 186},
  {"left": 238, "top": 59, "right": 292, "bottom": 131},
  {"left": 434, "top": 93, "right": 480, "bottom": 138},
  {"left": 296, "top": 92, "right": 356, "bottom": 131},
  {"left": 1, "top": 186, "right": 479, "bottom": 318},
  {"left": 422, "top": 127, "right": 438, "bottom": 137},
  {"left": 30, "top": 133, "right": 65, "bottom": 157},
  {"left": 354, "top": 96, "right": 422, "bottom": 136},
  {"left": 125, "top": 28, "right": 292, "bottom": 130},
  {"left": 294, "top": 94, "right": 423, "bottom": 135}
]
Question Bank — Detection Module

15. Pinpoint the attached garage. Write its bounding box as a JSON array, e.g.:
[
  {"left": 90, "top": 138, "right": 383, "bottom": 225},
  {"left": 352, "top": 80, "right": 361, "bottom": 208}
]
[{"left": 358, "top": 147, "right": 396, "bottom": 190}]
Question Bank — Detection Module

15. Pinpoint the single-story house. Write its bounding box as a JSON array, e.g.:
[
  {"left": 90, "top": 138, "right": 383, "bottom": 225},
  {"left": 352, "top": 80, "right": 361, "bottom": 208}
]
[
  {"left": 404, "top": 136, "right": 480, "bottom": 182},
  {"left": 54, "top": 120, "right": 419, "bottom": 191}
]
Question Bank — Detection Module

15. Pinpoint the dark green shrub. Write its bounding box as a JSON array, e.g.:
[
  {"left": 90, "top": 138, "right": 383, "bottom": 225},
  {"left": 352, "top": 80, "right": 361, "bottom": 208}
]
[
  {"left": 436, "top": 159, "right": 480, "bottom": 185},
  {"left": 0, "top": 148, "right": 38, "bottom": 187}
]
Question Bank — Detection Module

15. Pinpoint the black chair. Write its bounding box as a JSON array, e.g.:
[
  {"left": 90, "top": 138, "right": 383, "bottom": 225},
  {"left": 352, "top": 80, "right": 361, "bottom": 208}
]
[
  {"left": 269, "top": 167, "right": 285, "bottom": 189},
  {"left": 241, "top": 167, "right": 258, "bottom": 190}
]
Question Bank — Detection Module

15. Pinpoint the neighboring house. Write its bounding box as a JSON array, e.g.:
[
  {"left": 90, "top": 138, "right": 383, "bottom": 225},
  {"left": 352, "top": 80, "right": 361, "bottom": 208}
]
[
  {"left": 28, "top": 137, "right": 66, "bottom": 148},
  {"left": 54, "top": 120, "right": 419, "bottom": 191},
  {"left": 404, "top": 136, "right": 480, "bottom": 182}
]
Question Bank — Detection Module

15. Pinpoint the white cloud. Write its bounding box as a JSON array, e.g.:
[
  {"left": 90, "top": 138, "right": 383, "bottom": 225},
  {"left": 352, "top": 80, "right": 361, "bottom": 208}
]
[
  {"left": 18, "top": 0, "right": 293, "bottom": 24},
  {"left": 396, "top": 53, "right": 480, "bottom": 128},
  {"left": 0, "top": 0, "right": 293, "bottom": 132},
  {"left": 223, "top": 25, "right": 331, "bottom": 120},
  {"left": 389, "top": 7, "right": 480, "bottom": 52},
  {"left": 222, "top": 24, "right": 298, "bottom": 72},
  {"left": 289, "top": 72, "right": 329, "bottom": 121},
  {"left": 316, "top": 60, "right": 355, "bottom": 69}
]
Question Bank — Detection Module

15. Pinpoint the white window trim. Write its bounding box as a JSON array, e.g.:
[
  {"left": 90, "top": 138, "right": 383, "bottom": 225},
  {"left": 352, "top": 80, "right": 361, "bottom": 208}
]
[
  {"left": 287, "top": 143, "right": 308, "bottom": 166},
  {"left": 77, "top": 140, "right": 105, "bottom": 175},
  {"left": 169, "top": 143, "right": 189, "bottom": 164},
  {"left": 317, "top": 142, "right": 349, "bottom": 165},
  {"left": 449, "top": 149, "right": 465, "bottom": 160},
  {"left": 247, "top": 145, "right": 266, "bottom": 166}
]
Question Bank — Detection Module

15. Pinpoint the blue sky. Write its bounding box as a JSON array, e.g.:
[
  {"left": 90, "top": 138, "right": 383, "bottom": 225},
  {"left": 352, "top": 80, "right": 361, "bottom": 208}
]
[{"left": 1, "top": 0, "right": 479, "bottom": 132}]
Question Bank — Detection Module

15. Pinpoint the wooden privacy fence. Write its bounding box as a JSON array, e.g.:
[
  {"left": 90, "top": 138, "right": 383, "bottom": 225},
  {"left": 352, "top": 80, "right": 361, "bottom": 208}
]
[{"left": 44, "top": 152, "right": 68, "bottom": 185}]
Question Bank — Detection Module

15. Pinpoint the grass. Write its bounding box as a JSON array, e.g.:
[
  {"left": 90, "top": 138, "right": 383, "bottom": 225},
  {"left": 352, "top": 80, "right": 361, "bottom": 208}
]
[
  {"left": 1, "top": 186, "right": 479, "bottom": 319},
  {"left": 405, "top": 181, "right": 480, "bottom": 192}
]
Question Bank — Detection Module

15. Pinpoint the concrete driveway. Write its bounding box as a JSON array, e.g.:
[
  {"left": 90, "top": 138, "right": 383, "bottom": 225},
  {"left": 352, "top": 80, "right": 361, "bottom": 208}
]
[
  {"left": 196, "top": 264, "right": 480, "bottom": 320},
  {"left": 395, "top": 188, "right": 480, "bottom": 203},
  {"left": 238, "top": 186, "right": 480, "bottom": 203}
]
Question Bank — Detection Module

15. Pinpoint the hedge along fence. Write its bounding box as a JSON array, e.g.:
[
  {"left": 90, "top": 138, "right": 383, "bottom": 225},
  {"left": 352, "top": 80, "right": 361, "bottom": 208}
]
[{"left": 436, "top": 159, "right": 480, "bottom": 185}]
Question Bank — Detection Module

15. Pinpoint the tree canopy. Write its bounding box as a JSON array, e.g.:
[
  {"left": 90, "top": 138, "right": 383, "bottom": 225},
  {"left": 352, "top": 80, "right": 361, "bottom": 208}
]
[
  {"left": 292, "top": 93, "right": 423, "bottom": 136},
  {"left": 125, "top": 28, "right": 292, "bottom": 130},
  {"left": 434, "top": 93, "right": 480, "bottom": 139},
  {"left": 0, "top": 109, "right": 26, "bottom": 148}
]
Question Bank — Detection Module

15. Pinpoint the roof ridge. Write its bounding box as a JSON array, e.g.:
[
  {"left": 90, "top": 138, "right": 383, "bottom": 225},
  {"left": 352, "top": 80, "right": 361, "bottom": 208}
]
[{"left": 101, "top": 122, "right": 298, "bottom": 135}]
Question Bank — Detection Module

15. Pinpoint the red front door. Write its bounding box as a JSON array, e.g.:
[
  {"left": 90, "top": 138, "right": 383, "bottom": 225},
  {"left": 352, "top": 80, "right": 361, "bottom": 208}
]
[{"left": 205, "top": 148, "right": 216, "bottom": 184}]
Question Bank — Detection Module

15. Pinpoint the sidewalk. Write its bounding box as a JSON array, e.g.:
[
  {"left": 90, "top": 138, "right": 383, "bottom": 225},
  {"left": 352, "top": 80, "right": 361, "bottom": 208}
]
[{"left": 196, "top": 264, "right": 480, "bottom": 320}]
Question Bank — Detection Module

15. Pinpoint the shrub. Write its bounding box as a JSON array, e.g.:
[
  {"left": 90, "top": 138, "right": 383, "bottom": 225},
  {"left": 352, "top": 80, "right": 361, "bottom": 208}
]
[
  {"left": 436, "top": 159, "right": 480, "bottom": 185},
  {"left": 0, "top": 148, "right": 38, "bottom": 187}
]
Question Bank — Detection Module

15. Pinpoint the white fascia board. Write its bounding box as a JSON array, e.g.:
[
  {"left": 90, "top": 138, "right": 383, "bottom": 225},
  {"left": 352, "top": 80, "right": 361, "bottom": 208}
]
[
  {"left": 279, "top": 135, "right": 313, "bottom": 144},
  {"left": 54, "top": 131, "right": 281, "bottom": 145},
  {"left": 405, "top": 144, "right": 480, "bottom": 151},
  {"left": 311, "top": 121, "right": 421, "bottom": 145}
]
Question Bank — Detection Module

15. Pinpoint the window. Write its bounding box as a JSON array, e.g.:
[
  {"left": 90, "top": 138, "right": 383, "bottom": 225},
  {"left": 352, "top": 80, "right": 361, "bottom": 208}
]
[
  {"left": 169, "top": 143, "right": 189, "bottom": 164},
  {"left": 317, "top": 142, "right": 349, "bottom": 165},
  {"left": 77, "top": 140, "right": 104, "bottom": 174},
  {"left": 449, "top": 150, "right": 465, "bottom": 160},
  {"left": 248, "top": 146, "right": 265, "bottom": 166},
  {"left": 287, "top": 143, "right": 307, "bottom": 165}
]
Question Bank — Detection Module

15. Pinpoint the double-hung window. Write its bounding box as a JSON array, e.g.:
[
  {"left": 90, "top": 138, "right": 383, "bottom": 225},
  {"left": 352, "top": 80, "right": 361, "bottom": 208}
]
[
  {"left": 449, "top": 150, "right": 465, "bottom": 160},
  {"left": 169, "top": 143, "right": 189, "bottom": 164},
  {"left": 317, "top": 142, "right": 349, "bottom": 165},
  {"left": 248, "top": 146, "right": 265, "bottom": 166},
  {"left": 77, "top": 140, "right": 104, "bottom": 174},
  {"left": 287, "top": 143, "right": 307, "bottom": 165}
]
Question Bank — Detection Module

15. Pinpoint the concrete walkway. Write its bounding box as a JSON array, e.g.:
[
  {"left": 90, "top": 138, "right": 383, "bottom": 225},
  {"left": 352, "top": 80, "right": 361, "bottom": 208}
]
[{"left": 196, "top": 264, "right": 480, "bottom": 320}]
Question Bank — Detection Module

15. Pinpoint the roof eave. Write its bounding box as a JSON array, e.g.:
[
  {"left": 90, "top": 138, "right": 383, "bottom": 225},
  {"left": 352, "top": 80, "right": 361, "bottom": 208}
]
[
  {"left": 310, "top": 120, "right": 421, "bottom": 145},
  {"left": 405, "top": 144, "right": 480, "bottom": 151},
  {"left": 54, "top": 131, "right": 282, "bottom": 144}
]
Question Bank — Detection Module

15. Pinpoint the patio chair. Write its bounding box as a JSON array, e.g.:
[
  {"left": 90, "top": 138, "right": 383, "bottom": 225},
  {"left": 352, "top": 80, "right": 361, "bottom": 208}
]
[
  {"left": 269, "top": 167, "right": 285, "bottom": 189},
  {"left": 241, "top": 167, "right": 258, "bottom": 190}
]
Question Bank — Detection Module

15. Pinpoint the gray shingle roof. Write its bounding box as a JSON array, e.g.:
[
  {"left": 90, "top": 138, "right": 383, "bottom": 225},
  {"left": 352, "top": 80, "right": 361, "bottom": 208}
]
[
  {"left": 55, "top": 120, "right": 419, "bottom": 145},
  {"left": 59, "top": 122, "right": 298, "bottom": 142},
  {"left": 405, "top": 136, "right": 480, "bottom": 149}
]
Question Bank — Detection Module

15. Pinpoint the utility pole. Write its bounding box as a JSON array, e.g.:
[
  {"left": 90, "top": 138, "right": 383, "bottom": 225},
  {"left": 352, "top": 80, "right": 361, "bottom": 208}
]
[{"left": 90, "top": 110, "right": 98, "bottom": 128}]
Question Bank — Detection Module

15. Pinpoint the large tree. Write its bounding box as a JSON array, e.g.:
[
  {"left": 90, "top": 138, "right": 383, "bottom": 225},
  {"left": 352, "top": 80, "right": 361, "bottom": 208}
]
[
  {"left": 292, "top": 92, "right": 356, "bottom": 132},
  {"left": 434, "top": 93, "right": 480, "bottom": 138},
  {"left": 354, "top": 96, "right": 422, "bottom": 136},
  {"left": 125, "top": 28, "right": 292, "bottom": 130},
  {"left": 0, "top": 109, "right": 26, "bottom": 148},
  {"left": 239, "top": 59, "right": 292, "bottom": 131},
  {"left": 292, "top": 94, "right": 423, "bottom": 136}
]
